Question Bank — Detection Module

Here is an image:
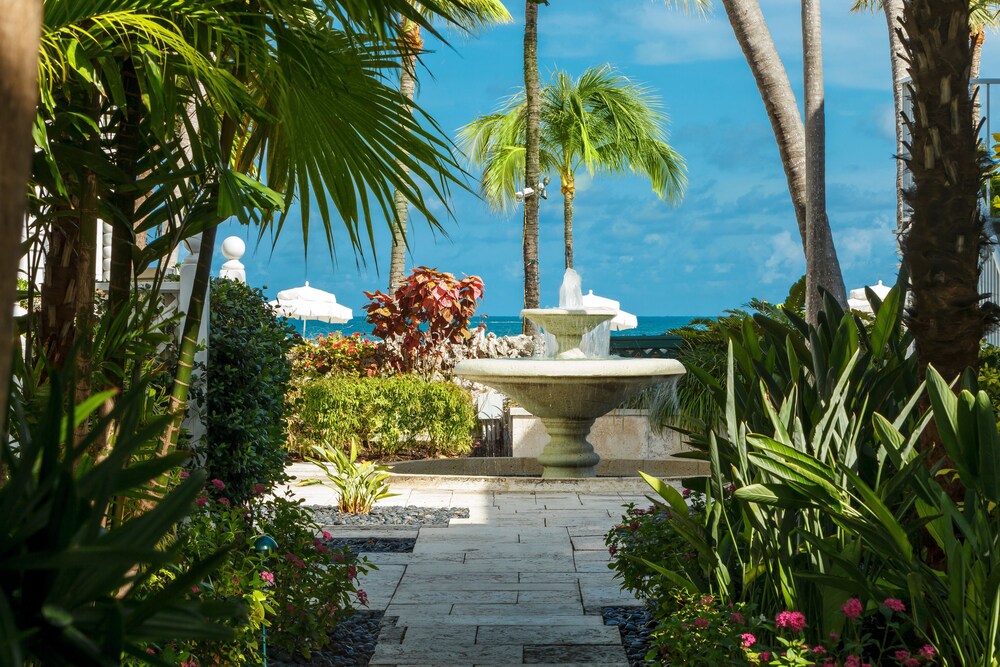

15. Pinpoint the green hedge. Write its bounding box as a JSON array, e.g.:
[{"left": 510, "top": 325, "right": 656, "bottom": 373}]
[{"left": 287, "top": 376, "right": 476, "bottom": 458}]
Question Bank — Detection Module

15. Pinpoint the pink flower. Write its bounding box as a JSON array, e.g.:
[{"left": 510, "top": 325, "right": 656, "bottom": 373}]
[
  {"left": 845, "top": 656, "right": 862, "bottom": 667},
  {"left": 608, "top": 545, "right": 617, "bottom": 557},
  {"left": 218, "top": 497, "right": 230, "bottom": 507},
  {"left": 253, "top": 483, "right": 266, "bottom": 495},
  {"left": 759, "top": 651, "right": 772, "bottom": 662},
  {"left": 693, "top": 617, "right": 709, "bottom": 630},
  {"left": 775, "top": 610, "right": 807, "bottom": 633},
  {"left": 904, "top": 660, "right": 920, "bottom": 667},
  {"left": 841, "top": 597, "right": 863, "bottom": 620},
  {"left": 919, "top": 645, "right": 936, "bottom": 659},
  {"left": 682, "top": 488, "right": 692, "bottom": 498},
  {"left": 883, "top": 598, "right": 907, "bottom": 613},
  {"left": 322, "top": 531, "right": 332, "bottom": 540},
  {"left": 894, "top": 650, "right": 910, "bottom": 660},
  {"left": 700, "top": 595, "right": 714, "bottom": 605},
  {"left": 180, "top": 661, "right": 198, "bottom": 667},
  {"left": 260, "top": 571, "right": 275, "bottom": 585},
  {"left": 210, "top": 478, "right": 225, "bottom": 491},
  {"left": 190, "top": 586, "right": 200, "bottom": 594},
  {"left": 196, "top": 496, "right": 208, "bottom": 506},
  {"left": 356, "top": 589, "right": 369, "bottom": 606},
  {"left": 731, "top": 612, "right": 746, "bottom": 624},
  {"left": 180, "top": 471, "right": 190, "bottom": 479},
  {"left": 740, "top": 633, "right": 756, "bottom": 648},
  {"left": 628, "top": 521, "right": 640, "bottom": 531},
  {"left": 813, "top": 646, "right": 826, "bottom": 654},
  {"left": 146, "top": 648, "right": 157, "bottom": 655},
  {"left": 347, "top": 565, "right": 358, "bottom": 580},
  {"left": 286, "top": 552, "right": 306, "bottom": 569}
]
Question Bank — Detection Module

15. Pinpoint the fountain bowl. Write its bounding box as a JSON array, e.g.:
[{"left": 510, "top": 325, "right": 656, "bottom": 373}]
[
  {"left": 454, "top": 357, "right": 684, "bottom": 478},
  {"left": 522, "top": 307, "right": 616, "bottom": 359}
]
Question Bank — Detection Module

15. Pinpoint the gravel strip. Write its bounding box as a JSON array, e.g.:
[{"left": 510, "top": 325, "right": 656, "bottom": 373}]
[
  {"left": 269, "top": 610, "right": 384, "bottom": 666},
  {"left": 308, "top": 505, "right": 469, "bottom": 526},
  {"left": 603, "top": 605, "right": 654, "bottom": 667},
  {"left": 325, "top": 537, "right": 415, "bottom": 554}
]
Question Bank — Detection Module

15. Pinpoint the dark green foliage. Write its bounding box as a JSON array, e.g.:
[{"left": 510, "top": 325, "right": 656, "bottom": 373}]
[
  {"left": 206, "top": 278, "right": 296, "bottom": 504},
  {"left": 287, "top": 375, "right": 476, "bottom": 459},
  {"left": 0, "top": 374, "right": 240, "bottom": 667}
]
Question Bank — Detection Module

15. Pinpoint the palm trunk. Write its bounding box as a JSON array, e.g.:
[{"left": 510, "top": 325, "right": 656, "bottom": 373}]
[
  {"left": 883, "top": 0, "right": 907, "bottom": 236},
  {"left": 389, "top": 23, "right": 420, "bottom": 294},
  {"left": 75, "top": 104, "right": 100, "bottom": 440},
  {"left": 108, "top": 58, "right": 143, "bottom": 368},
  {"left": 901, "top": 0, "right": 984, "bottom": 385},
  {"left": 523, "top": 0, "right": 542, "bottom": 335},
  {"left": 562, "top": 175, "right": 574, "bottom": 270},
  {"left": 719, "top": 0, "right": 846, "bottom": 309},
  {"left": 161, "top": 117, "right": 237, "bottom": 455},
  {"left": 971, "top": 28, "right": 985, "bottom": 134},
  {"left": 802, "top": 0, "right": 840, "bottom": 323},
  {"left": 0, "top": 0, "right": 42, "bottom": 432}
]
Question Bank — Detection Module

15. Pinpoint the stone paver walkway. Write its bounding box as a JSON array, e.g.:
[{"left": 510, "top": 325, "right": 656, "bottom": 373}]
[{"left": 290, "top": 482, "right": 652, "bottom": 667}]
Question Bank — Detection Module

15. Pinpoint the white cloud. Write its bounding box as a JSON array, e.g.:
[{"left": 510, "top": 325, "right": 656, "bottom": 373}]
[{"left": 761, "top": 230, "right": 805, "bottom": 284}]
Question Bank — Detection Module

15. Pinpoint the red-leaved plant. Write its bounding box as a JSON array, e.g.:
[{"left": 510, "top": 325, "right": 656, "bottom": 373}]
[{"left": 363, "top": 267, "right": 484, "bottom": 374}]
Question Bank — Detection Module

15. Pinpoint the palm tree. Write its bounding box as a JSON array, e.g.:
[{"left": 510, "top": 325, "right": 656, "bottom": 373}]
[
  {"left": 851, "top": 0, "right": 1000, "bottom": 232},
  {"left": 0, "top": 0, "right": 42, "bottom": 427},
  {"left": 900, "top": 0, "right": 991, "bottom": 385},
  {"left": 459, "top": 65, "right": 687, "bottom": 270},
  {"left": 523, "top": 0, "right": 542, "bottom": 335},
  {"left": 388, "top": 0, "right": 512, "bottom": 293},
  {"left": 714, "top": 0, "right": 848, "bottom": 322}
]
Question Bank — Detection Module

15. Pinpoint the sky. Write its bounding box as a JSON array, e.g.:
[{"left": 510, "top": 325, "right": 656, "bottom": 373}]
[{"left": 215, "top": 0, "right": 1000, "bottom": 317}]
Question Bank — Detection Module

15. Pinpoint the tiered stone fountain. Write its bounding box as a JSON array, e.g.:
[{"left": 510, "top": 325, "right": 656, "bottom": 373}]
[{"left": 453, "top": 271, "right": 685, "bottom": 478}]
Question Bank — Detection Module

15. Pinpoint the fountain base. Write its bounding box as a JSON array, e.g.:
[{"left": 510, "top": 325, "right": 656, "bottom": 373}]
[{"left": 535, "top": 417, "right": 601, "bottom": 477}]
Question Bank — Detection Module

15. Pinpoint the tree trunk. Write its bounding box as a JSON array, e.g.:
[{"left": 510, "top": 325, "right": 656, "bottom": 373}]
[
  {"left": 901, "top": 0, "right": 985, "bottom": 384},
  {"left": 523, "top": 0, "right": 542, "bottom": 335},
  {"left": 971, "top": 28, "right": 985, "bottom": 133},
  {"left": 75, "top": 104, "right": 100, "bottom": 434},
  {"left": 161, "top": 116, "right": 238, "bottom": 455},
  {"left": 802, "top": 0, "right": 833, "bottom": 323},
  {"left": 389, "top": 23, "right": 420, "bottom": 294},
  {"left": 40, "top": 207, "right": 82, "bottom": 371},
  {"left": 562, "top": 174, "right": 574, "bottom": 270},
  {"left": 108, "top": 58, "right": 143, "bottom": 366},
  {"left": 719, "top": 0, "right": 846, "bottom": 309},
  {"left": 883, "top": 0, "right": 907, "bottom": 236},
  {"left": 0, "top": 0, "right": 42, "bottom": 429}
]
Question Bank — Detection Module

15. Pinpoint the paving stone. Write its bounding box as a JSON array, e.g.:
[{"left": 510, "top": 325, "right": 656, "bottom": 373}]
[
  {"left": 580, "top": 585, "right": 642, "bottom": 613},
  {"left": 401, "top": 625, "right": 478, "bottom": 644},
  {"left": 570, "top": 534, "right": 611, "bottom": 551},
  {"left": 523, "top": 644, "right": 628, "bottom": 665},
  {"left": 450, "top": 602, "right": 584, "bottom": 617},
  {"left": 370, "top": 643, "right": 523, "bottom": 665},
  {"left": 519, "top": 572, "right": 586, "bottom": 583},
  {"left": 390, "top": 589, "right": 517, "bottom": 604},
  {"left": 516, "top": 589, "right": 581, "bottom": 604},
  {"left": 476, "top": 624, "right": 622, "bottom": 645},
  {"left": 398, "top": 613, "right": 603, "bottom": 627},
  {"left": 397, "top": 580, "right": 577, "bottom": 593}
]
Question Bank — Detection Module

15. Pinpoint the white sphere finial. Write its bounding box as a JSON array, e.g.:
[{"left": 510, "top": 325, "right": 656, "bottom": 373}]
[{"left": 222, "top": 236, "right": 246, "bottom": 261}]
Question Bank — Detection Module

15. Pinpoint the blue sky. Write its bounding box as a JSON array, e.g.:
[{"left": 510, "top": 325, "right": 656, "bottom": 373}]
[{"left": 216, "top": 0, "right": 1000, "bottom": 317}]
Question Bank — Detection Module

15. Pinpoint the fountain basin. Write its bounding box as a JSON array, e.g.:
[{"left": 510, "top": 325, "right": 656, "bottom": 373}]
[
  {"left": 454, "top": 358, "right": 684, "bottom": 478},
  {"left": 522, "top": 308, "right": 616, "bottom": 359}
]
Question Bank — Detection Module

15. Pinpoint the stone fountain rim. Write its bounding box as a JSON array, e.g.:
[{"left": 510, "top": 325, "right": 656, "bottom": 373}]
[
  {"left": 521, "top": 307, "right": 618, "bottom": 317},
  {"left": 454, "top": 357, "right": 685, "bottom": 379}
]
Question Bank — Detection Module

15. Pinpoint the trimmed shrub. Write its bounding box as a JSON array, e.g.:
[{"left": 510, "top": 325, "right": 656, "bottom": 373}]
[
  {"left": 287, "top": 375, "right": 476, "bottom": 458},
  {"left": 206, "top": 278, "right": 297, "bottom": 503}
]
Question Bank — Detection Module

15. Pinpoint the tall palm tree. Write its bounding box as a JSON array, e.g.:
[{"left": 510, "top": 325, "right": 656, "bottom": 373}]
[
  {"left": 715, "top": 0, "right": 847, "bottom": 321},
  {"left": 388, "top": 0, "right": 512, "bottom": 293},
  {"left": 0, "top": 0, "right": 42, "bottom": 427},
  {"left": 802, "top": 0, "right": 830, "bottom": 323},
  {"left": 459, "top": 65, "right": 687, "bottom": 269},
  {"left": 901, "top": 0, "right": 991, "bottom": 385},
  {"left": 523, "top": 0, "right": 542, "bottom": 335}
]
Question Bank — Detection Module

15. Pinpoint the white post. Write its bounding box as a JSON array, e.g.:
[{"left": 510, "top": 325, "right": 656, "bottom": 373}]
[
  {"left": 219, "top": 236, "right": 246, "bottom": 282},
  {"left": 178, "top": 233, "right": 209, "bottom": 446}
]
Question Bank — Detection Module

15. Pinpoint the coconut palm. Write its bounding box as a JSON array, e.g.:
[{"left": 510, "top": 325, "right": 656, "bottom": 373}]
[
  {"left": 459, "top": 65, "right": 687, "bottom": 270},
  {"left": 388, "top": 0, "right": 512, "bottom": 293},
  {"left": 714, "top": 0, "right": 848, "bottom": 322},
  {"left": 522, "top": 0, "right": 542, "bottom": 334}
]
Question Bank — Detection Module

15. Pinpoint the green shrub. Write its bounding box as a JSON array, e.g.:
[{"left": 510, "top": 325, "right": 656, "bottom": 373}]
[
  {"left": 289, "top": 332, "right": 381, "bottom": 378},
  {"left": 303, "top": 442, "right": 398, "bottom": 513},
  {"left": 206, "top": 278, "right": 297, "bottom": 504},
  {"left": 287, "top": 375, "right": 475, "bottom": 458}
]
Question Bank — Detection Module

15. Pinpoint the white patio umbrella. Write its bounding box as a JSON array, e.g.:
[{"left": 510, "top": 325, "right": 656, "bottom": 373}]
[
  {"left": 847, "top": 280, "right": 892, "bottom": 315},
  {"left": 580, "top": 290, "right": 638, "bottom": 331},
  {"left": 269, "top": 281, "right": 352, "bottom": 336}
]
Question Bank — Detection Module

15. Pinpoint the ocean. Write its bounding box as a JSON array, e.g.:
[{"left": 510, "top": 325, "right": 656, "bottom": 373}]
[{"left": 287, "top": 315, "right": 707, "bottom": 340}]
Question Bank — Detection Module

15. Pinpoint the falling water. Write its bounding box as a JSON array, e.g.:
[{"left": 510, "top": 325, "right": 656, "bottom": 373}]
[
  {"left": 581, "top": 320, "right": 611, "bottom": 359},
  {"left": 558, "top": 268, "right": 583, "bottom": 309}
]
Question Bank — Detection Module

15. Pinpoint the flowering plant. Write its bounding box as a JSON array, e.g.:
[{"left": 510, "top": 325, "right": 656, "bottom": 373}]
[
  {"left": 289, "top": 332, "right": 381, "bottom": 378},
  {"left": 606, "top": 499, "right": 699, "bottom": 597},
  {"left": 747, "top": 599, "right": 937, "bottom": 667},
  {"left": 646, "top": 589, "right": 759, "bottom": 666}
]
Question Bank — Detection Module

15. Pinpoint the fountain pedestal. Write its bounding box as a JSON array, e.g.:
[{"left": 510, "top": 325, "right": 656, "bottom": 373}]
[{"left": 535, "top": 417, "right": 601, "bottom": 478}]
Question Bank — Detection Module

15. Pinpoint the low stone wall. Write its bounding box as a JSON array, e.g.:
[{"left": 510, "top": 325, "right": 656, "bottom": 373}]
[{"left": 510, "top": 408, "right": 690, "bottom": 461}]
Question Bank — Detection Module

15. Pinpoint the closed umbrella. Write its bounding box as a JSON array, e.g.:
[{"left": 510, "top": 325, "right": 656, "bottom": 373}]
[
  {"left": 847, "top": 280, "right": 891, "bottom": 315},
  {"left": 580, "top": 290, "right": 638, "bottom": 331},
  {"left": 269, "top": 281, "right": 352, "bottom": 337}
]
